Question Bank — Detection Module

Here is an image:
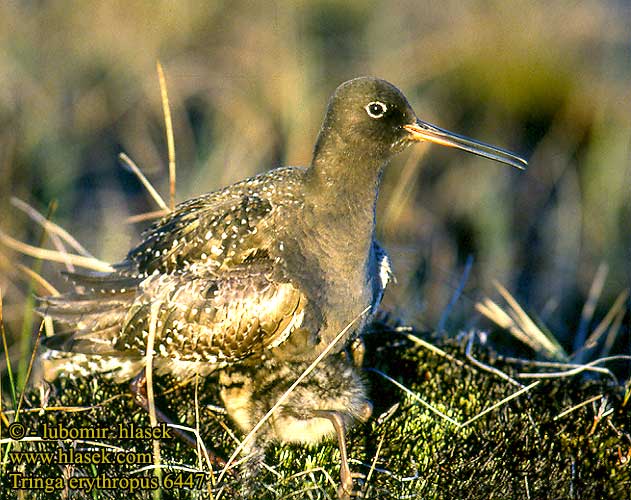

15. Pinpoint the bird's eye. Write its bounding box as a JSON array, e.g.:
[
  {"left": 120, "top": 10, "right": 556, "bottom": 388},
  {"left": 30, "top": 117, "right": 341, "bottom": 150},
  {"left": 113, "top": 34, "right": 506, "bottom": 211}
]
[{"left": 365, "top": 101, "right": 387, "bottom": 119}]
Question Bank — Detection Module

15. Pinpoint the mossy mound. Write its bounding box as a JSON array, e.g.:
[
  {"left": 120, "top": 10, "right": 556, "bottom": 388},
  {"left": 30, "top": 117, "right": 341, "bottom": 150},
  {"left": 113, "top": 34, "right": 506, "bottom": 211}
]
[{"left": 2, "top": 323, "right": 629, "bottom": 499}]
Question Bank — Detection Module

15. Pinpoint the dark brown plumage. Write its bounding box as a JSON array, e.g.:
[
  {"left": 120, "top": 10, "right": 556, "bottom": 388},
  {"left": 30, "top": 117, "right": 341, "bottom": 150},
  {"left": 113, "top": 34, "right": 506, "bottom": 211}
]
[{"left": 39, "top": 77, "right": 526, "bottom": 383}]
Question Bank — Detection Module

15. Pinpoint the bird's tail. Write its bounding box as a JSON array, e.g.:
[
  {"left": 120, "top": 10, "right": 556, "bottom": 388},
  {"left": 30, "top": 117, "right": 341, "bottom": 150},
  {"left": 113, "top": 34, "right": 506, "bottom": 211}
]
[{"left": 37, "top": 270, "right": 142, "bottom": 362}]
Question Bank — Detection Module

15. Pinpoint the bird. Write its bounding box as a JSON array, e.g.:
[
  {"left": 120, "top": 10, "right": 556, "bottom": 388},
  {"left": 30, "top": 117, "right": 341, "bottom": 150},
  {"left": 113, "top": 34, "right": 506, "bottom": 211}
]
[
  {"left": 218, "top": 350, "right": 372, "bottom": 499},
  {"left": 37, "top": 76, "right": 527, "bottom": 497},
  {"left": 39, "top": 76, "right": 526, "bottom": 382}
]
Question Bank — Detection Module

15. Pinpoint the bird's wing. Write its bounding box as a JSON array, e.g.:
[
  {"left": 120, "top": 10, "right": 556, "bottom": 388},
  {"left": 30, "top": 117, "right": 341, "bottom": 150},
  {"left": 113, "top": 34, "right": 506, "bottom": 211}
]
[
  {"left": 125, "top": 191, "right": 273, "bottom": 274},
  {"left": 41, "top": 259, "right": 306, "bottom": 366},
  {"left": 40, "top": 167, "right": 307, "bottom": 374}
]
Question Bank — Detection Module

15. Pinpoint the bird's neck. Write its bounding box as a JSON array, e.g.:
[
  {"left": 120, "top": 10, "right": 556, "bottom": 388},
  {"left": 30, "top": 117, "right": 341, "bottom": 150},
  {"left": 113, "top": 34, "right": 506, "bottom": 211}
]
[{"left": 304, "top": 130, "right": 385, "bottom": 249}]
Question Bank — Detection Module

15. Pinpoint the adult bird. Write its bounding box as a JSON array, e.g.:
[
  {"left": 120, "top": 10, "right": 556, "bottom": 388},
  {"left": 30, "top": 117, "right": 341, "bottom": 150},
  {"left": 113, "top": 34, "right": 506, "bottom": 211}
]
[{"left": 40, "top": 76, "right": 526, "bottom": 383}]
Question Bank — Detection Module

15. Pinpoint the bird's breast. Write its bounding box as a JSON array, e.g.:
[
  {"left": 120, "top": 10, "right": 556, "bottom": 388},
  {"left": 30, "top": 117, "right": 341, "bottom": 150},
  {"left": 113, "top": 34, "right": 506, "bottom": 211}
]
[{"left": 281, "top": 234, "right": 373, "bottom": 348}]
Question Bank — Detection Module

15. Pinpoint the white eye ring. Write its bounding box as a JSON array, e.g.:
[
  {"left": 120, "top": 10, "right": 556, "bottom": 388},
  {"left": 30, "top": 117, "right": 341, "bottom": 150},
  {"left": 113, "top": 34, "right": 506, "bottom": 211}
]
[{"left": 365, "top": 101, "right": 387, "bottom": 119}]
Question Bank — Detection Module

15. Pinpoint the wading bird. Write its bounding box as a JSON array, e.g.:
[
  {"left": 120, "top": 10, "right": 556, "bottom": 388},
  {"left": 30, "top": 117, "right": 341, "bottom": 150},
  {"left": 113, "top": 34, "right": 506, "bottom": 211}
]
[{"left": 39, "top": 76, "right": 527, "bottom": 498}]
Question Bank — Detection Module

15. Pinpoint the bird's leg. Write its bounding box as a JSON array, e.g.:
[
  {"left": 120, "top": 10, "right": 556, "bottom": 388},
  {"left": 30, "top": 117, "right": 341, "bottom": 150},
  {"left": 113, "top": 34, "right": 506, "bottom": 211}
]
[
  {"left": 130, "top": 371, "right": 197, "bottom": 447},
  {"left": 315, "top": 410, "right": 354, "bottom": 500},
  {"left": 129, "top": 372, "right": 228, "bottom": 468},
  {"left": 236, "top": 439, "right": 267, "bottom": 499}
]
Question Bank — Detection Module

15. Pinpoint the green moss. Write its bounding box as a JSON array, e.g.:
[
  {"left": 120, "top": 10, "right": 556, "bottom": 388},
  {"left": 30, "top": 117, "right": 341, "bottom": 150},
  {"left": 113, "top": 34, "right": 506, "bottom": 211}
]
[{"left": 1, "top": 324, "right": 629, "bottom": 499}]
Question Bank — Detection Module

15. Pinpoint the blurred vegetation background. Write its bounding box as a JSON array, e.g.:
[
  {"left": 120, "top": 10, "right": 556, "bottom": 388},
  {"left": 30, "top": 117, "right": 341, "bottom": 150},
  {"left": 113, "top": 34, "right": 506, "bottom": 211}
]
[{"left": 0, "top": 0, "right": 629, "bottom": 380}]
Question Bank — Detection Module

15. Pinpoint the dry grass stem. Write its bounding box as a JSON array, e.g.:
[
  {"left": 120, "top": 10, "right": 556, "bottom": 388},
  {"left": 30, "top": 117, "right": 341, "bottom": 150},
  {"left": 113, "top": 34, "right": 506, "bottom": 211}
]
[
  {"left": 291, "top": 465, "right": 349, "bottom": 496},
  {"left": 15, "top": 320, "right": 45, "bottom": 419},
  {"left": 370, "top": 365, "right": 540, "bottom": 430},
  {"left": 574, "top": 263, "right": 609, "bottom": 353},
  {"left": 367, "top": 367, "right": 460, "bottom": 427},
  {"left": 475, "top": 299, "right": 513, "bottom": 329},
  {"left": 476, "top": 282, "right": 565, "bottom": 361},
  {"left": 502, "top": 357, "right": 609, "bottom": 372},
  {"left": 553, "top": 394, "right": 603, "bottom": 421},
  {"left": 0, "top": 436, "right": 126, "bottom": 451},
  {"left": 0, "top": 404, "right": 10, "bottom": 429},
  {"left": 166, "top": 423, "right": 217, "bottom": 476},
  {"left": 12, "top": 204, "right": 73, "bottom": 272},
  {"left": 215, "top": 418, "right": 241, "bottom": 446},
  {"left": 573, "top": 289, "right": 629, "bottom": 359},
  {"left": 362, "top": 432, "right": 386, "bottom": 496},
  {"left": 192, "top": 373, "right": 216, "bottom": 494},
  {"left": 119, "top": 152, "right": 169, "bottom": 212},
  {"left": 15, "top": 264, "right": 59, "bottom": 296},
  {"left": 156, "top": 61, "right": 176, "bottom": 211},
  {"left": 126, "top": 209, "right": 170, "bottom": 224},
  {"left": 494, "top": 281, "right": 564, "bottom": 358},
  {"left": 396, "top": 329, "right": 465, "bottom": 366},
  {"left": 601, "top": 305, "right": 626, "bottom": 358},
  {"left": 132, "top": 464, "right": 207, "bottom": 475},
  {"left": 0, "top": 231, "right": 114, "bottom": 272},
  {"left": 194, "top": 373, "right": 202, "bottom": 471},
  {"left": 517, "top": 355, "right": 631, "bottom": 382},
  {"left": 588, "top": 397, "right": 614, "bottom": 435},
  {"left": 11, "top": 197, "right": 94, "bottom": 258},
  {"left": 144, "top": 301, "right": 162, "bottom": 488},
  {"left": 459, "top": 382, "right": 540, "bottom": 428},
  {"left": 465, "top": 331, "right": 523, "bottom": 387},
  {"left": 2, "top": 404, "right": 111, "bottom": 415},
  {"left": 524, "top": 475, "right": 531, "bottom": 500},
  {"left": 0, "top": 290, "right": 17, "bottom": 405}
]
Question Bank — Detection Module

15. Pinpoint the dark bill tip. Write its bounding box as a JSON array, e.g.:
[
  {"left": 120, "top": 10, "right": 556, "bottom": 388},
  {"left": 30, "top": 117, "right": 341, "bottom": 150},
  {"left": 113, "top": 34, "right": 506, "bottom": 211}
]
[{"left": 403, "top": 120, "right": 528, "bottom": 170}]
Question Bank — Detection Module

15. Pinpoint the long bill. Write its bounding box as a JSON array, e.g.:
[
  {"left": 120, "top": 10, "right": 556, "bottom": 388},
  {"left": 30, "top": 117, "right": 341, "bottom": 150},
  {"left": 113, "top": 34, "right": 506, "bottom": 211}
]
[{"left": 403, "top": 120, "right": 528, "bottom": 170}]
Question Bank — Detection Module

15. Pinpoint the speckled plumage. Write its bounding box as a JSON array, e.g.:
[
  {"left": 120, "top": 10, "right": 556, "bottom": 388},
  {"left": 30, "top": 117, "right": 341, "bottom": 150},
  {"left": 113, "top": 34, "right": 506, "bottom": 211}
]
[
  {"left": 219, "top": 352, "right": 371, "bottom": 446},
  {"left": 39, "top": 76, "right": 525, "bottom": 382},
  {"left": 39, "top": 164, "right": 387, "bottom": 380}
]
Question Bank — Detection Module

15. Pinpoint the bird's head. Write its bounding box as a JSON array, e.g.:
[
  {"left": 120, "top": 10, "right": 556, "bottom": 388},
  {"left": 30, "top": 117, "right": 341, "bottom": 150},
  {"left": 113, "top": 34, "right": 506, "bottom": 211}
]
[{"left": 316, "top": 76, "right": 527, "bottom": 170}]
